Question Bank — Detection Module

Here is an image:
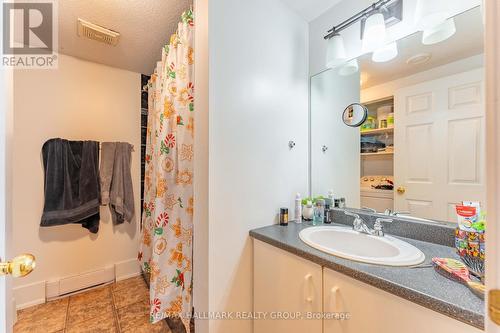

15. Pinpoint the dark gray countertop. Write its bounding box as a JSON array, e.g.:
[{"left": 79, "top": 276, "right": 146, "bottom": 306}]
[{"left": 249, "top": 221, "right": 485, "bottom": 330}]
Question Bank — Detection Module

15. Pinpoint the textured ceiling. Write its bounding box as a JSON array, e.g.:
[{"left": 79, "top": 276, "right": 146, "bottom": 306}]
[
  {"left": 280, "top": 0, "right": 344, "bottom": 21},
  {"left": 58, "top": 0, "right": 191, "bottom": 74}
]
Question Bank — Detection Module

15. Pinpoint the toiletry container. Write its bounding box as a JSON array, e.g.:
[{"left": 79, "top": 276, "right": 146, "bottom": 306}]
[
  {"left": 324, "top": 204, "right": 332, "bottom": 224},
  {"left": 377, "top": 105, "right": 392, "bottom": 129},
  {"left": 294, "top": 193, "right": 302, "bottom": 223},
  {"left": 340, "top": 198, "right": 346, "bottom": 208},
  {"left": 387, "top": 112, "right": 394, "bottom": 128},
  {"left": 279, "top": 208, "right": 289, "bottom": 226},
  {"left": 313, "top": 199, "right": 325, "bottom": 225},
  {"left": 327, "top": 190, "right": 334, "bottom": 206}
]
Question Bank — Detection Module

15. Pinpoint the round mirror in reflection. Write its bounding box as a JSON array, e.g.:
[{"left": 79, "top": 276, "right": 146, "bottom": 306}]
[{"left": 342, "top": 103, "right": 368, "bottom": 127}]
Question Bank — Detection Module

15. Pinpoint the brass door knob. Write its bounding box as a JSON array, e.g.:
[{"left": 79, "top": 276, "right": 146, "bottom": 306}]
[
  {"left": 397, "top": 186, "right": 406, "bottom": 195},
  {"left": 0, "top": 254, "right": 36, "bottom": 277}
]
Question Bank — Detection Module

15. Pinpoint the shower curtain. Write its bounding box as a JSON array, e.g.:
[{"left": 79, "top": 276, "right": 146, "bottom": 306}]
[{"left": 139, "top": 9, "right": 194, "bottom": 331}]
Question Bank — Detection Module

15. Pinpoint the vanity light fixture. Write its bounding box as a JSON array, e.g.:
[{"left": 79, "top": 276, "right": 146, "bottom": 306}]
[
  {"left": 414, "top": 0, "right": 450, "bottom": 31},
  {"left": 372, "top": 41, "right": 398, "bottom": 62},
  {"left": 324, "top": 0, "right": 402, "bottom": 68},
  {"left": 362, "top": 12, "right": 387, "bottom": 53},
  {"left": 422, "top": 18, "right": 456, "bottom": 45},
  {"left": 326, "top": 33, "right": 347, "bottom": 69}
]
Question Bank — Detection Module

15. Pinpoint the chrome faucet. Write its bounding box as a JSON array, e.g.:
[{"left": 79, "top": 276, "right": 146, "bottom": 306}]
[
  {"left": 344, "top": 211, "right": 393, "bottom": 237},
  {"left": 344, "top": 211, "right": 374, "bottom": 235}
]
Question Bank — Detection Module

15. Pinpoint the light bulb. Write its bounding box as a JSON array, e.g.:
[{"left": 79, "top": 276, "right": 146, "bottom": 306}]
[
  {"left": 326, "top": 34, "right": 347, "bottom": 68},
  {"left": 422, "top": 18, "right": 456, "bottom": 45},
  {"left": 415, "top": 0, "right": 450, "bottom": 31},
  {"left": 362, "top": 12, "right": 387, "bottom": 53}
]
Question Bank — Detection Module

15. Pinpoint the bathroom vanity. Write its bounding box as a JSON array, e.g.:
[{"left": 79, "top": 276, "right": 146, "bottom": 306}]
[{"left": 250, "top": 211, "right": 484, "bottom": 333}]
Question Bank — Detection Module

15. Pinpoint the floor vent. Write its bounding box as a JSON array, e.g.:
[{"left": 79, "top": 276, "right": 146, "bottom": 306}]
[{"left": 77, "top": 18, "right": 120, "bottom": 46}]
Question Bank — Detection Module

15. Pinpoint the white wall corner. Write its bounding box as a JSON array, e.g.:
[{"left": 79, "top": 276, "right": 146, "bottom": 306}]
[
  {"left": 115, "top": 258, "right": 141, "bottom": 281},
  {"left": 13, "top": 281, "right": 46, "bottom": 310}
]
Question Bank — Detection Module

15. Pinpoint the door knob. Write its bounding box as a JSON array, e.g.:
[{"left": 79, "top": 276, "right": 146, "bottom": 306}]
[
  {"left": 397, "top": 186, "right": 406, "bottom": 195},
  {"left": 0, "top": 254, "right": 36, "bottom": 277}
]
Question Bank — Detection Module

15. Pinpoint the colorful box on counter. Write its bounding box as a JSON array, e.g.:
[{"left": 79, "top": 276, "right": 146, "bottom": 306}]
[{"left": 455, "top": 228, "right": 485, "bottom": 260}]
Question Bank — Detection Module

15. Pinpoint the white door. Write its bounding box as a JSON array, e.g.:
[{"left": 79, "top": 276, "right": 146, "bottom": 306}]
[{"left": 394, "top": 69, "right": 485, "bottom": 222}]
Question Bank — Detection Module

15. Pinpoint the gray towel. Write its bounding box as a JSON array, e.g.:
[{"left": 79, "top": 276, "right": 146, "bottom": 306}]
[
  {"left": 99, "top": 143, "right": 116, "bottom": 205},
  {"left": 41, "top": 138, "right": 100, "bottom": 234},
  {"left": 100, "top": 142, "right": 135, "bottom": 224}
]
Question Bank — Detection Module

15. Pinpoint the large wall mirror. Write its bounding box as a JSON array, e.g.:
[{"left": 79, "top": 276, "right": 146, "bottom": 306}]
[{"left": 310, "top": 6, "right": 484, "bottom": 224}]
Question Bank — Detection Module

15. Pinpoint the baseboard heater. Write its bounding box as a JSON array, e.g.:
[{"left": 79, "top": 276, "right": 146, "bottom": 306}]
[{"left": 46, "top": 266, "right": 115, "bottom": 300}]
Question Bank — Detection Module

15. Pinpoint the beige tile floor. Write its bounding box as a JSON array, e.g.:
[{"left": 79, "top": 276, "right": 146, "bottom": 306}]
[{"left": 14, "top": 276, "right": 171, "bottom": 333}]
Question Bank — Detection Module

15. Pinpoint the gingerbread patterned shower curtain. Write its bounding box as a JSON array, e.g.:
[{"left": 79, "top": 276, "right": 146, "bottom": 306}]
[{"left": 139, "top": 9, "right": 194, "bottom": 331}]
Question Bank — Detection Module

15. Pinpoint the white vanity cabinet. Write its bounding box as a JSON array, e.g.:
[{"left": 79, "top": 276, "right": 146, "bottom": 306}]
[
  {"left": 323, "top": 268, "right": 481, "bottom": 333},
  {"left": 253, "top": 239, "right": 482, "bottom": 333},
  {"left": 253, "top": 240, "right": 323, "bottom": 333}
]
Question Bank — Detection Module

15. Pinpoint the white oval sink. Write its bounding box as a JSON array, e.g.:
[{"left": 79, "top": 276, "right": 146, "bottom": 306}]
[{"left": 299, "top": 226, "right": 425, "bottom": 267}]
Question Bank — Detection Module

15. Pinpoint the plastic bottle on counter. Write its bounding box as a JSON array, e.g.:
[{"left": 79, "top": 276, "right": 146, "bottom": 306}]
[{"left": 294, "top": 193, "right": 302, "bottom": 223}]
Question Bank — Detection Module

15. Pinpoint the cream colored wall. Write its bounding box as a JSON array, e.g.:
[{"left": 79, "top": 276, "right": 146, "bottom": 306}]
[{"left": 12, "top": 54, "right": 141, "bottom": 306}]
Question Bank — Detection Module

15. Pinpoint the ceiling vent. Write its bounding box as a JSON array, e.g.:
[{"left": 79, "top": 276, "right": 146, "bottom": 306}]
[{"left": 77, "top": 18, "right": 120, "bottom": 46}]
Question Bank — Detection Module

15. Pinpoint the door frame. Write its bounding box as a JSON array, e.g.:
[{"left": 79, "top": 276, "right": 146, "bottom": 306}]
[
  {"left": 0, "top": 64, "right": 14, "bottom": 332},
  {"left": 0, "top": 2, "right": 15, "bottom": 330},
  {"left": 485, "top": 0, "right": 500, "bottom": 331}
]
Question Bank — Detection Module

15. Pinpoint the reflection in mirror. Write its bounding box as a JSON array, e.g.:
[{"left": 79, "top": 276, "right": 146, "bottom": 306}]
[
  {"left": 342, "top": 103, "right": 368, "bottom": 127},
  {"left": 310, "top": 6, "right": 485, "bottom": 224}
]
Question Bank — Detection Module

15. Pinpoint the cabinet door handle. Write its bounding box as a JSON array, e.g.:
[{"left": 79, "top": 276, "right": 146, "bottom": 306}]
[
  {"left": 305, "top": 274, "right": 313, "bottom": 303},
  {"left": 330, "top": 286, "right": 339, "bottom": 311}
]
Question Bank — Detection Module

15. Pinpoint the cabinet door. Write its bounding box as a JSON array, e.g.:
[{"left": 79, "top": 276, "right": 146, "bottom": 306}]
[
  {"left": 254, "top": 240, "right": 322, "bottom": 333},
  {"left": 323, "top": 268, "right": 481, "bottom": 333}
]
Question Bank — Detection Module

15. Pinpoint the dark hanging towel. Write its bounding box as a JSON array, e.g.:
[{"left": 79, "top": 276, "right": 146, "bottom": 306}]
[{"left": 40, "top": 138, "right": 101, "bottom": 233}]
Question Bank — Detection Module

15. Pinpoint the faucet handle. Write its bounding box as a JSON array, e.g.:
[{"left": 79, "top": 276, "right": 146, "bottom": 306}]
[
  {"left": 374, "top": 218, "right": 393, "bottom": 229},
  {"left": 375, "top": 217, "right": 393, "bottom": 224},
  {"left": 373, "top": 218, "right": 393, "bottom": 236}
]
